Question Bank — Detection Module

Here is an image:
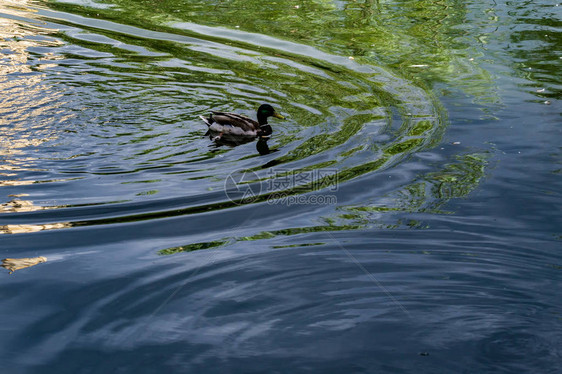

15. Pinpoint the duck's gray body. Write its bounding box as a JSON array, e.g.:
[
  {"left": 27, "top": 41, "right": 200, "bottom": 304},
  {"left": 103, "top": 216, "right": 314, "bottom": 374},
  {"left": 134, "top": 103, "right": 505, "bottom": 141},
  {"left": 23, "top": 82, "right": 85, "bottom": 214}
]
[
  {"left": 200, "top": 111, "right": 261, "bottom": 137},
  {"left": 200, "top": 104, "right": 282, "bottom": 143}
]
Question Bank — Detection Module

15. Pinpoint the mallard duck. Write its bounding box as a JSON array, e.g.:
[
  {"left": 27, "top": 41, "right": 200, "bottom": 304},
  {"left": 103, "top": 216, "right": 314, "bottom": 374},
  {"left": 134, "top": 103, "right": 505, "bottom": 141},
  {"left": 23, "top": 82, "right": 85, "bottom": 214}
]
[{"left": 200, "top": 104, "right": 284, "bottom": 142}]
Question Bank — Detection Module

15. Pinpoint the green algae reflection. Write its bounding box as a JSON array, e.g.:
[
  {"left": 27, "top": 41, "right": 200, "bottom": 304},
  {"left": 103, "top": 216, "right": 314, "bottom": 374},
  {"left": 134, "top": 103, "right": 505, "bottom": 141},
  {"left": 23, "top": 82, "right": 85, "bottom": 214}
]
[{"left": 159, "top": 152, "right": 489, "bottom": 255}]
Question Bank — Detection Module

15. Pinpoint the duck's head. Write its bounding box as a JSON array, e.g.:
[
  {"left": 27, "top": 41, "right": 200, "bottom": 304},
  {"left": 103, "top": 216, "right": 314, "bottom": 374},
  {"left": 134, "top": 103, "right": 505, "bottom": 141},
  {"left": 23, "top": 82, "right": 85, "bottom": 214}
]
[{"left": 257, "top": 104, "right": 284, "bottom": 125}]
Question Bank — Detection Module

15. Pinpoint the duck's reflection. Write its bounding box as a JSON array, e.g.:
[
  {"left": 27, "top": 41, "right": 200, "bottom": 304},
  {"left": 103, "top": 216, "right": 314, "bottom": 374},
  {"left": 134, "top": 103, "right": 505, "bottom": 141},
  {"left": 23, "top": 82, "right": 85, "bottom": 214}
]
[
  {"left": 207, "top": 134, "right": 278, "bottom": 156},
  {"left": 256, "top": 137, "right": 272, "bottom": 155}
]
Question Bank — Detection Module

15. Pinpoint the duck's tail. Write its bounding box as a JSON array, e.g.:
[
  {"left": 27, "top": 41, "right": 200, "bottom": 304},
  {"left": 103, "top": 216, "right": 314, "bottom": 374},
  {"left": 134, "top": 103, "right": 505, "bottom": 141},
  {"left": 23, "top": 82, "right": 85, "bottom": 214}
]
[
  {"left": 199, "top": 113, "right": 214, "bottom": 127},
  {"left": 199, "top": 115, "right": 211, "bottom": 127}
]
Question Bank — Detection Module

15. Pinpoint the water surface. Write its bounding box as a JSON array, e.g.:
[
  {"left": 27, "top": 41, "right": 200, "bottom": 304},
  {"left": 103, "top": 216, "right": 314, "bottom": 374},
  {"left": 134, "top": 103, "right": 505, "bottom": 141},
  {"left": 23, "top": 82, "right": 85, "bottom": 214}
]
[{"left": 0, "top": 0, "right": 560, "bottom": 372}]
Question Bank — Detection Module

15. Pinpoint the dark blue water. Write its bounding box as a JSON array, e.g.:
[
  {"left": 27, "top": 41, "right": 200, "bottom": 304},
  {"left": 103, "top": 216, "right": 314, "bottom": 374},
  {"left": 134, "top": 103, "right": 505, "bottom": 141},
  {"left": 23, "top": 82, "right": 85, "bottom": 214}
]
[{"left": 1, "top": 0, "right": 561, "bottom": 372}]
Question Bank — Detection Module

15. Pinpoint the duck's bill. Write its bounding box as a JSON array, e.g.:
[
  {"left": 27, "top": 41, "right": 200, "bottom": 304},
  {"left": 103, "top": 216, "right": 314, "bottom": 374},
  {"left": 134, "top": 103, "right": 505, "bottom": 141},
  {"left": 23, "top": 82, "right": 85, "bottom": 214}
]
[{"left": 273, "top": 111, "right": 285, "bottom": 119}]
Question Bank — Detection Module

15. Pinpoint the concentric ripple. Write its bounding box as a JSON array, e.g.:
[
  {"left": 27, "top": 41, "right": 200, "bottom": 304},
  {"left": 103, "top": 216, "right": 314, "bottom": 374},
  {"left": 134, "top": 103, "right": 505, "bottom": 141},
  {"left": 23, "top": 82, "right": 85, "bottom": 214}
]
[{"left": 0, "top": 1, "right": 444, "bottom": 234}]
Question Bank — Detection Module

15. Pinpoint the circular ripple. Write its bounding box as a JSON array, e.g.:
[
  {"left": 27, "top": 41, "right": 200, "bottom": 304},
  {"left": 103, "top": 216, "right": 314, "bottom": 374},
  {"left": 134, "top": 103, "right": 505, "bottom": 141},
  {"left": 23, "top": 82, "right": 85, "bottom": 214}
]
[{"left": 0, "top": 6, "right": 444, "bottom": 233}]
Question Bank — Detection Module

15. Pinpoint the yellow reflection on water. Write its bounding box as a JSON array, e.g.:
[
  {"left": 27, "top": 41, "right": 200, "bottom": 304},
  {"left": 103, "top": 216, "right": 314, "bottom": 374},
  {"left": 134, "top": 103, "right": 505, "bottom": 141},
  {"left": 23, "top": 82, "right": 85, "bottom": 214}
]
[
  {"left": 1, "top": 256, "right": 47, "bottom": 274},
  {"left": 0, "top": 1, "right": 66, "bottom": 189},
  {"left": 0, "top": 222, "right": 70, "bottom": 234},
  {"left": 0, "top": 198, "right": 54, "bottom": 213},
  {"left": 0, "top": 178, "right": 35, "bottom": 186}
]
